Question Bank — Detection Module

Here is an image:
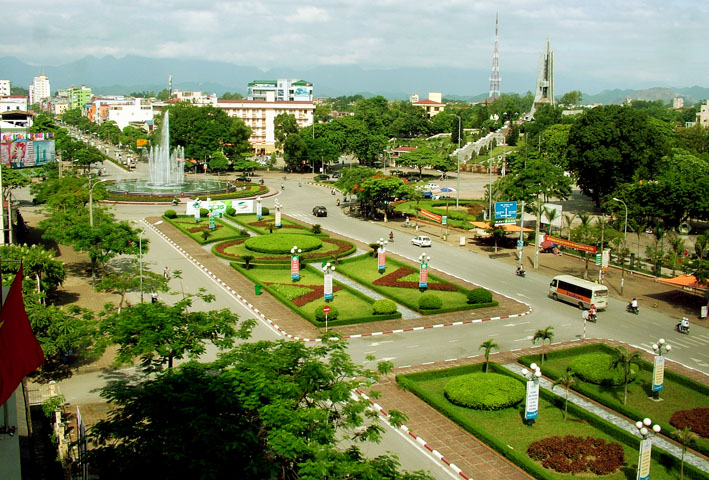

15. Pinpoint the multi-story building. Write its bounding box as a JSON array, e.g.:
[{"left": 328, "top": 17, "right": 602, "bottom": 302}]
[
  {"left": 0, "top": 80, "right": 11, "bottom": 97},
  {"left": 412, "top": 92, "right": 444, "bottom": 117},
  {"left": 29, "top": 74, "right": 50, "bottom": 105},
  {"left": 172, "top": 90, "right": 217, "bottom": 105},
  {"left": 52, "top": 100, "right": 71, "bottom": 117},
  {"left": 0, "top": 96, "right": 28, "bottom": 112},
  {"left": 697, "top": 102, "right": 709, "bottom": 128},
  {"left": 106, "top": 98, "right": 154, "bottom": 131},
  {"left": 69, "top": 85, "right": 92, "bottom": 109},
  {"left": 216, "top": 91, "right": 314, "bottom": 154},
  {"left": 672, "top": 97, "right": 684, "bottom": 109},
  {"left": 247, "top": 79, "right": 313, "bottom": 102}
]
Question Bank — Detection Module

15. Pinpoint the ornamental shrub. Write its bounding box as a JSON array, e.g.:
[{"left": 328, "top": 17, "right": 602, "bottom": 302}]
[
  {"left": 164, "top": 209, "right": 177, "bottom": 219},
  {"left": 467, "top": 287, "right": 492, "bottom": 304},
  {"left": 314, "top": 304, "right": 339, "bottom": 322},
  {"left": 444, "top": 373, "right": 524, "bottom": 410},
  {"left": 244, "top": 234, "right": 322, "bottom": 254},
  {"left": 373, "top": 299, "right": 397, "bottom": 315},
  {"left": 670, "top": 407, "right": 709, "bottom": 437},
  {"left": 226, "top": 207, "right": 236, "bottom": 216},
  {"left": 527, "top": 435, "right": 624, "bottom": 475},
  {"left": 199, "top": 208, "right": 209, "bottom": 218},
  {"left": 418, "top": 294, "right": 443, "bottom": 310},
  {"left": 312, "top": 224, "right": 321, "bottom": 234},
  {"left": 261, "top": 207, "right": 270, "bottom": 216},
  {"left": 568, "top": 353, "right": 637, "bottom": 386}
]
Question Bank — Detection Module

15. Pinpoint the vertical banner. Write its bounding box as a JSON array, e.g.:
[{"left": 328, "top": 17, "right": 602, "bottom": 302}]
[
  {"left": 324, "top": 271, "right": 333, "bottom": 300},
  {"left": 378, "top": 247, "right": 386, "bottom": 272},
  {"left": 637, "top": 438, "right": 652, "bottom": 480},
  {"left": 256, "top": 198, "right": 262, "bottom": 220},
  {"left": 419, "top": 262, "right": 428, "bottom": 289},
  {"left": 193, "top": 199, "right": 201, "bottom": 222},
  {"left": 524, "top": 380, "right": 539, "bottom": 420},
  {"left": 275, "top": 207, "right": 282, "bottom": 227},
  {"left": 291, "top": 254, "right": 300, "bottom": 280},
  {"left": 208, "top": 213, "right": 216, "bottom": 230},
  {"left": 652, "top": 355, "right": 665, "bottom": 392}
]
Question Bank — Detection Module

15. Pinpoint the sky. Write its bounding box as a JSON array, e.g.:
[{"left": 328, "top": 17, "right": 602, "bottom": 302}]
[{"left": 8, "top": 0, "right": 708, "bottom": 93}]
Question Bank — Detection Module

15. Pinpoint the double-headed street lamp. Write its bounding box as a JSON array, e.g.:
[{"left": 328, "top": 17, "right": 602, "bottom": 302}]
[
  {"left": 612, "top": 197, "right": 628, "bottom": 295},
  {"left": 635, "top": 417, "right": 661, "bottom": 480}
]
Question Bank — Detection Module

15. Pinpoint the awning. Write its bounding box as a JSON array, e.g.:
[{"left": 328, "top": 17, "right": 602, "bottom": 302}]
[
  {"left": 657, "top": 275, "right": 707, "bottom": 291},
  {"left": 468, "top": 221, "right": 533, "bottom": 233}
]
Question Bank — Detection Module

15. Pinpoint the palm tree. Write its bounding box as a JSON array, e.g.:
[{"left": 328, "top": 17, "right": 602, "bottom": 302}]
[
  {"left": 609, "top": 347, "right": 641, "bottom": 405},
  {"left": 479, "top": 338, "right": 499, "bottom": 373},
  {"left": 543, "top": 207, "right": 559, "bottom": 236},
  {"left": 552, "top": 372, "right": 576, "bottom": 420},
  {"left": 671, "top": 427, "right": 698, "bottom": 480},
  {"left": 532, "top": 326, "right": 555, "bottom": 365},
  {"left": 573, "top": 214, "right": 595, "bottom": 279},
  {"left": 563, "top": 213, "right": 577, "bottom": 240}
]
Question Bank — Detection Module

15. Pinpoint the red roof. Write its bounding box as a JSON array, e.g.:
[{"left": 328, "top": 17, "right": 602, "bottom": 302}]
[
  {"left": 393, "top": 146, "right": 417, "bottom": 152},
  {"left": 413, "top": 99, "right": 444, "bottom": 105}
]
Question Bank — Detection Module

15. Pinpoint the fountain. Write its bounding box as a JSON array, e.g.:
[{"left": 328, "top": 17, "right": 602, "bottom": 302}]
[{"left": 108, "top": 111, "right": 231, "bottom": 197}]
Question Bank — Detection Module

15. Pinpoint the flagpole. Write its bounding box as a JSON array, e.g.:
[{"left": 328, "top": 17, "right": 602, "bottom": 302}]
[{"left": 0, "top": 138, "right": 5, "bottom": 245}]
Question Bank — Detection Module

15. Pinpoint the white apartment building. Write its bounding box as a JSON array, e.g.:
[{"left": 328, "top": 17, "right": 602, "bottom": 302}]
[
  {"left": 217, "top": 91, "right": 314, "bottom": 153},
  {"left": 0, "top": 96, "right": 28, "bottom": 112},
  {"left": 247, "top": 79, "right": 313, "bottom": 102},
  {"left": 29, "top": 74, "right": 51, "bottom": 105},
  {"left": 0, "top": 80, "right": 10, "bottom": 97},
  {"left": 172, "top": 90, "right": 217, "bottom": 105},
  {"left": 107, "top": 98, "right": 154, "bottom": 130},
  {"left": 697, "top": 103, "right": 709, "bottom": 128},
  {"left": 412, "top": 92, "right": 444, "bottom": 117}
]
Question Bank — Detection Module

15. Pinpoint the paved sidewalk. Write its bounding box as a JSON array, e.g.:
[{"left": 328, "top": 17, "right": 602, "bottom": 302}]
[{"left": 503, "top": 363, "right": 709, "bottom": 474}]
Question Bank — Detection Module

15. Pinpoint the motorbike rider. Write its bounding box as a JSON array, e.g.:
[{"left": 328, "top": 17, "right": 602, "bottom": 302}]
[
  {"left": 629, "top": 297, "right": 639, "bottom": 313},
  {"left": 389, "top": 231, "right": 394, "bottom": 241},
  {"left": 588, "top": 304, "right": 597, "bottom": 321},
  {"left": 281, "top": 183, "right": 285, "bottom": 190},
  {"left": 516, "top": 264, "right": 526, "bottom": 275},
  {"left": 679, "top": 317, "right": 690, "bottom": 332}
]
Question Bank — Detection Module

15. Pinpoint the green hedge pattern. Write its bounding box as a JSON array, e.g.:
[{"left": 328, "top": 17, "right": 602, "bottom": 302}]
[{"left": 444, "top": 373, "right": 524, "bottom": 410}]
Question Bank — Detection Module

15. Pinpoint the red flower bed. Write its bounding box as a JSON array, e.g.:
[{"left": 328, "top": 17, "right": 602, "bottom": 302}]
[
  {"left": 373, "top": 266, "right": 457, "bottom": 291},
  {"left": 265, "top": 283, "right": 343, "bottom": 306},
  {"left": 527, "top": 435, "right": 624, "bottom": 475},
  {"left": 249, "top": 220, "right": 303, "bottom": 229},
  {"left": 670, "top": 407, "right": 709, "bottom": 437},
  {"left": 215, "top": 239, "right": 246, "bottom": 255},
  {"left": 187, "top": 224, "right": 224, "bottom": 233}
]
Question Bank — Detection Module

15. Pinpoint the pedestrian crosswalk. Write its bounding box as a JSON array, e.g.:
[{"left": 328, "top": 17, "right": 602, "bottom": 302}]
[{"left": 639, "top": 333, "right": 709, "bottom": 352}]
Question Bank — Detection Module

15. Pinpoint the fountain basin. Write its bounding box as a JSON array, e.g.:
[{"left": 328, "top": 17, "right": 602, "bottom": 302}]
[{"left": 108, "top": 178, "right": 232, "bottom": 197}]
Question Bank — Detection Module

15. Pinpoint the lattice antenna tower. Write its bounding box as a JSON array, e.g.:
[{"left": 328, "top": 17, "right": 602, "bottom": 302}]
[{"left": 488, "top": 13, "right": 501, "bottom": 103}]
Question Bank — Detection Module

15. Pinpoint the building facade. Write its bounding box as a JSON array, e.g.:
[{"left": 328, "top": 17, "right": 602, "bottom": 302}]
[
  {"left": 172, "top": 90, "right": 217, "bottom": 105},
  {"left": 29, "top": 74, "right": 50, "bottom": 106},
  {"left": 247, "top": 79, "right": 313, "bottom": 102},
  {"left": 69, "top": 85, "right": 92, "bottom": 109},
  {"left": 697, "top": 102, "right": 709, "bottom": 128},
  {"left": 0, "top": 80, "right": 10, "bottom": 97},
  {"left": 106, "top": 98, "right": 154, "bottom": 131},
  {"left": 0, "top": 96, "right": 28, "bottom": 112},
  {"left": 217, "top": 93, "right": 315, "bottom": 154},
  {"left": 412, "top": 92, "right": 444, "bottom": 117}
]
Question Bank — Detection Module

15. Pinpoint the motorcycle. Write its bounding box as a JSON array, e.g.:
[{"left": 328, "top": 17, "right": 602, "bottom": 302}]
[
  {"left": 516, "top": 269, "right": 526, "bottom": 278},
  {"left": 674, "top": 322, "right": 690, "bottom": 335},
  {"left": 389, "top": 233, "right": 394, "bottom": 242},
  {"left": 587, "top": 313, "right": 597, "bottom": 323},
  {"left": 281, "top": 184, "right": 285, "bottom": 190},
  {"left": 626, "top": 303, "right": 639, "bottom": 315}
]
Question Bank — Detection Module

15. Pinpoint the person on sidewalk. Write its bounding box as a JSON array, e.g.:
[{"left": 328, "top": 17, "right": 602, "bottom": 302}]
[{"left": 163, "top": 267, "right": 170, "bottom": 279}]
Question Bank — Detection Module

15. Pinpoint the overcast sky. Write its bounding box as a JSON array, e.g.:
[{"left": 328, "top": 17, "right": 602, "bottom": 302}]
[{"left": 9, "top": 0, "right": 708, "bottom": 93}]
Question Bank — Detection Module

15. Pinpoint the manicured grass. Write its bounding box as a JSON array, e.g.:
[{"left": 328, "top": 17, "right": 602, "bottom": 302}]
[
  {"left": 164, "top": 215, "right": 246, "bottom": 244},
  {"left": 398, "top": 363, "right": 698, "bottom": 480},
  {"left": 233, "top": 264, "right": 400, "bottom": 327},
  {"left": 519, "top": 344, "right": 709, "bottom": 456},
  {"left": 227, "top": 213, "right": 312, "bottom": 235},
  {"left": 213, "top": 236, "right": 354, "bottom": 264},
  {"left": 337, "top": 254, "right": 495, "bottom": 314}
]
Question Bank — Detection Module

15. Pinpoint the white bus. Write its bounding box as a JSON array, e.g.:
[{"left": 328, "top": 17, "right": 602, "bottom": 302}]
[{"left": 549, "top": 275, "right": 608, "bottom": 310}]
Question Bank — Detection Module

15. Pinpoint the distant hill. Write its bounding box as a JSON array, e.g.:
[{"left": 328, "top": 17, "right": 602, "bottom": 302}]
[{"left": 1, "top": 55, "right": 707, "bottom": 104}]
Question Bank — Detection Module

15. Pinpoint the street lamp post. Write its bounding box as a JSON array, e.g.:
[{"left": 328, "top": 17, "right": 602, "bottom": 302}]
[
  {"left": 635, "top": 417, "right": 661, "bottom": 480},
  {"left": 651, "top": 339, "right": 671, "bottom": 401},
  {"left": 521, "top": 363, "right": 542, "bottom": 424},
  {"left": 612, "top": 197, "right": 628, "bottom": 295},
  {"left": 453, "top": 115, "right": 462, "bottom": 209}
]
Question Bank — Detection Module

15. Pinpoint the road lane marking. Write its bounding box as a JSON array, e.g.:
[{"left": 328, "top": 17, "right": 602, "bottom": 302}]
[
  {"left": 447, "top": 339, "right": 461, "bottom": 343},
  {"left": 514, "top": 336, "right": 533, "bottom": 342},
  {"left": 407, "top": 345, "right": 420, "bottom": 348},
  {"left": 369, "top": 340, "right": 394, "bottom": 346}
]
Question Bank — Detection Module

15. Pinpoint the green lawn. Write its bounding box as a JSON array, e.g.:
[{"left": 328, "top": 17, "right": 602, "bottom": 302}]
[
  {"left": 398, "top": 364, "right": 697, "bottom": 480},
  {"left": 337, "top": 254, "right": 491, "bottom": 314},
  {"left": 520, "top": 344, "right": 709, "bottom": 456},
  {"left": 164, "top": 215, "right": 246, "bottom": 244},
  {"left": 227, "top": 213, "right": 312, "bottom": 235},
  {"left": 233, "top": 264, "right": 399, "bottom": 327}
]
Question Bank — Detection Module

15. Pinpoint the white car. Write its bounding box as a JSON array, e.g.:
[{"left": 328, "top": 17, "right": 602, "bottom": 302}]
[
  {"left": 411, "top": 235, "right": 432, "bottom": 247},
  {"left": 417, "top": 183, "right": 440, "bottom": 192}
]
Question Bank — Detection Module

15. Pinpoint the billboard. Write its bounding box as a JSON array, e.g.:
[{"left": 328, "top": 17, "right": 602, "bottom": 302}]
[{"left": 0, "top": 139, "right": 56, "bottom": 168}]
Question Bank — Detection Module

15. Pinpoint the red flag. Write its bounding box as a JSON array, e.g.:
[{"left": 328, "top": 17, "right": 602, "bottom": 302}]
[{"left": 0, "top": 266, "right": 45, "bottom": 406}]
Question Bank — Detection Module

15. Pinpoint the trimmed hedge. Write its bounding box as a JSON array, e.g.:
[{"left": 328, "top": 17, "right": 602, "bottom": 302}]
[
  {"left": 244, "top": 234, "right": 323, "bottom": 254},
  {"left": 419, "top": 293, "right": 443, "bottom": 310},
  {"left": 444, "top": 373, "right": 524, "bottom": 410},
  {"left": 373, "top": 299, "right": 397, "bottom": 315},
  {"left": 568, "top": 353, "right": 637, "bottom": 386},
  {"left": 164, "top": 209, "right": 177, "bottom": 219},
  {"left": 467, "top": 287, "right": 493, "bottom": 304}
]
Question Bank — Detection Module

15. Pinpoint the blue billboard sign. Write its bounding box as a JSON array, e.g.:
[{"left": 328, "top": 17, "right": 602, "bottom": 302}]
[{"left": 495, "top": 201, "right": 518, "bottom": 224}]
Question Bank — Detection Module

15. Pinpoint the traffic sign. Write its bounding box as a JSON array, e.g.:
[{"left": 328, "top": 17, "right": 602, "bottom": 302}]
[
  {"left": 322, "top": 305, "right": 331, "bottom": 314},
  {"left": 495, "top": 201, "right": 518, "bottom": 220}
]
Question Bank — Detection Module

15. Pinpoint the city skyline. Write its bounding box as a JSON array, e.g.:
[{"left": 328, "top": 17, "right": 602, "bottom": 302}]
[{"left": 6, "top": 0, "right": 708, "bottom": 94}]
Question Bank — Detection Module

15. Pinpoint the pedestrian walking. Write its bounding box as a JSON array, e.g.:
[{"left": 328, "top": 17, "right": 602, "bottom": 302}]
[
  {"left": 151, "top": 292, "right": 158, "bottom": 303},
  {"left": 163, "top": 266, "right": 170, "bottom": 279}
]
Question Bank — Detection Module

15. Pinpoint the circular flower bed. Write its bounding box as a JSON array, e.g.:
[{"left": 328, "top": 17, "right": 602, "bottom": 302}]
[
  {"left": 527, "top": 435, "right": 624, "bottom": 475},
  {"left": 568, "top": 353, "right": 637, "bottom": 386},
  {"left": 444, "top": 373, "right": 524, "bottom": 410},
  {"left": 670, "top": 407, "right": 709, "bottom": 437},
  {"left": 244, "top": 234, "right": 322, "bottom": 254}
]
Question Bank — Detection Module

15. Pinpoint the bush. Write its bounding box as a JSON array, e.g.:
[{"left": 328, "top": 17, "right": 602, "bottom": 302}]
[
  {"left": 261, "top": 207, "right": 270, "bottom": 216},
  {"left": 568, "top": 353, "right": 637, "bottom": 386},
  {"left": 164, "top": 209, "right": 177, "bottom": 219},
  {"left": 244, "top": 234, "right": 322, "bottom": 254},
  {"left": 226, "top": 207, "right": 236, "bottom": 216},
  {"left": 418, "top": 293, "right": 443, "bottom": 310},
  {"left": 467, "top": 287, "right": 492, "bottom": 304},
  {"left": 670, "top": 408, "right": 709, "bottom": 438},
  {"left": 312, "top": 224, "right": 321, "bottom": 234},
  {"left": 527, "top": 435, "right": 624, "bottom": 475},
  {"left": 444, "top": 373, "right": 524, "bottom": 410},
  {"left": 314, "top": 304, "right": 339, "bottom": 321},
  {"left": 373, "top": 299, "right": 397, "bottom": 315},
  {"left": 199, "top": 208, "right": 209, "bottom": 218}
]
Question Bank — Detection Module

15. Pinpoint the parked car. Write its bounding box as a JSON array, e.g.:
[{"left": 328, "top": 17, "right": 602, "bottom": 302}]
[
  {"left": 314, "top": 174, "right": 330, "bottom": 181},
  {"left": 411, "top": 235, "right": 432, "bottom": 247},
  {"left": 235, "top": 175, "right": 252, "bottom": 182},
  {"left": 331, "top": 172, "right": 342, "bottom": 179},
  {"left": 417, "top": 183, "right": 440, "bottom": 192},
  {"left": 312, "top": 206, "right": 328, "bottom": 217}
]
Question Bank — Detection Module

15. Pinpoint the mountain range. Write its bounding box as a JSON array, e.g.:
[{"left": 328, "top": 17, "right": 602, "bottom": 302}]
[{"left": 2, "top": 55, "right": 707, "bottom": 105}]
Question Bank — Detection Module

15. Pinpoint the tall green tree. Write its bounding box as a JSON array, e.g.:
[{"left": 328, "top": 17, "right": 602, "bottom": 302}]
[
  {"left": 273, "top": 113, "right": 299, "bottom": 151},
  {"left": 565, "top": 105, "right": 670, "bottom": 206},
  {"left": 559, "top": 91, "right": 583, "bottom": 106},
  {"left": 208, "top": 150, "right": 229, "bottom": 175},
  {"left": 671, "top": 427, "right": 699, "bottom": 480},
  {"left": 87, "top": 339, "right": 431, "bottom": 479},
  {"left": 95, "top": 266, "right": 168, "bottom": 312},
  {"left": 609, "top": 347, "right": 641, "bottom": 405}
]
